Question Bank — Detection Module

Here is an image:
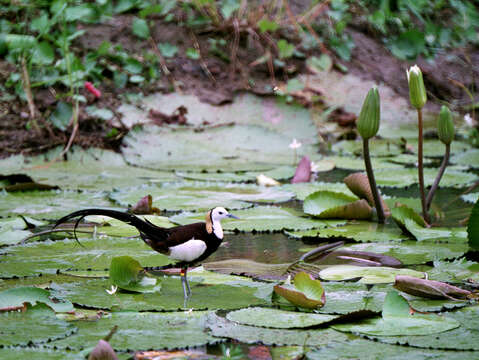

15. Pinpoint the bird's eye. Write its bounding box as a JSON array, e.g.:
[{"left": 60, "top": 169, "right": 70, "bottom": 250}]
[{"left": 218, "top": 211, "right": 224, "bottom": 215}]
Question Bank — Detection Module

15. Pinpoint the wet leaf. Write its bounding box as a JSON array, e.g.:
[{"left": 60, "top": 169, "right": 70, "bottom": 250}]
[
  {"left": 332, "top": 291, "right": 460, "bottom": 336},
  {"left": 451, "top": 148, "right": 479, "bottom": 169},
  {"left": 428, "top": 259, "right": 479, "bottom": 283},
  {"left": 461, "top": 192, "right": 479, "bottom": 204},
  {"left": 50, "top": 311, "right": 218, "bottom": 351},
  {"left": 205, "top": 312, "right": 349, "bottom": 346},
  {"left": 319, "top": 265, "right": 424, "bottom": 284},
  {"left": 109, "top": 256, "right": 160, "bottom": 293},
  {"left": 226, "top": 307, "right": 337, "bottom": 328},
  {"left": 0, "top": 347, "right": 80, "bottom": 360},
  {"left": 343, "top": 172, "right": 390, "bottom": 215},
  {"left": 282, "top": 182, "right": 355, "bottom": 201},
  {"left": 333, "top": 139, "right": 402, "bottom": 157},
  {"left": 274, "top": 272, "right": 325, "bottom": 309},
  {"left": 468, "top": 199, "right": 479, "bottom": 250},
  {"left": 303, "top": 191, "right": 372, "bottom": 220},
  {"left": 0, "top": 304, "right": 76, "bottom": 346},
  {"left": 0, "top": 287, "right": 73, "bottom": 312}
]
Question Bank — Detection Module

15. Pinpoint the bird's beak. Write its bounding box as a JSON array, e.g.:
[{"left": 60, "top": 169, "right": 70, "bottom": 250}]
[{"left": 227, "top": 214, "right": 239, "bottom": 219}]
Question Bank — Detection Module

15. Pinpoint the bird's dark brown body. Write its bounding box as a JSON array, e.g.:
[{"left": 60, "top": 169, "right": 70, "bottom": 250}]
[{"left": 54, "top": 207, "right": 237, "bottom": 300}]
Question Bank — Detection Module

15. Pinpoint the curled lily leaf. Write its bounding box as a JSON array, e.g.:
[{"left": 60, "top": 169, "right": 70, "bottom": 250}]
[{"left": 274, "top": 272, "right": 325, "bottom": 309}]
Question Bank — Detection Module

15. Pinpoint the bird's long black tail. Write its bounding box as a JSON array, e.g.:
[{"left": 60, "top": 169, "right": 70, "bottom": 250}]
[{"left": 54, "top": 208, "right": 165, "bottom": 245}]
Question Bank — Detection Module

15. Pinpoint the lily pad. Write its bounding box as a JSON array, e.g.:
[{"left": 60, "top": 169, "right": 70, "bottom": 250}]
[
  {"left": 325, "top": 155, "right": 404, "bottom": 170},
  {"left": 364, "top": 304, "right": 479, "bottom": 350},
  {"left": 332, "top": 291, "right": 460, "bottom": 336},
  {"left": 49, "top": 311, "right": 218, "bottom": 351},
  {"left": 0, "top": 304, "right": 76, "bottom": 346},
  {"left": 427, "top": 259, "right": 479, "bottom": 283},
  {"left": 303, "top": 191, "right": 372, "bottom": 220},
  {"left": 450, "top": 148, "right": 479, "bottom": 169},
  {"left": 319, "top": 265, "right": 424, "bottom": 284},
  {"left": 374, "top": 168, "right": 478, "bottom": 188},
  {"left": 49, "top": 276, "right": 268, "bottom": 311},
  {"left": 0, "top": 146, "right": 177, "bottom": 191},
  {"left": 122, "top": 124, "right": 317, "bottom": 171},
  {"left": 0, "top": 287, "right": 73, "bottom": 312},
  {"left": 109, "top": 256, "right": 160, "bottom": 293},
  {"left": 0, "top": 347, "right": 81, "bottom": 360},
  {"left": 170, "top": 206, "right": 345, "bottom": 232},
  {"left": 274, "top": 272, "right": 325, "bottom": 309},
  {"left": 286, "top": 222, "right": 409, "bottom": 243},
  {"left": 407, "top": 139, "right": 471, "bottom": 158},
  {"left": 109, "top": 182, "right": 293, "bottom": 212},
  {"left": 0, "top": 217, "right": 34, "bottom": 245},
  {"left": 332, "top": 139, "right": 402, "bottom": 157},
  {"left": 282, "top": 182, "right": 355, "bottom": 201},
  {"left": 226, "top": 307, "right": 337, "bottom": 328},
  {"left": 205, "top": 312, "right": 349, "bottom": 346},
  {"left": 0, "top": 189, "right": 117, "bottom": 219},
  {"left": 0, "top": 237, "right": 172, "bottom": 278},
  {"left": 461, "top": 192, "right": 479, "bottom": 204}
]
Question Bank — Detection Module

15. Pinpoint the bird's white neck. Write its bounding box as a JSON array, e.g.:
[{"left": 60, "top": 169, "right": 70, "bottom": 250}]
[{"left": 212, "top": 219, "right": 223, "bottom": 239}]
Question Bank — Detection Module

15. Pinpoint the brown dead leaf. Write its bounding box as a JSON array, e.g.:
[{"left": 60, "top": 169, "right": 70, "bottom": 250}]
[
  {"left": 344, "top": 172, "right": 390, "bottom": 217},
  {"left": 394, "top": 275, "right": 473, "bottom": 300}
]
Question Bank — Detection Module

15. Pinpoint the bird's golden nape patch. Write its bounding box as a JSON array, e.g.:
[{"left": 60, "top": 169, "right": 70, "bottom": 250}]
[{"left": 205, "top": 210, "right": 213, "bottom": 234}]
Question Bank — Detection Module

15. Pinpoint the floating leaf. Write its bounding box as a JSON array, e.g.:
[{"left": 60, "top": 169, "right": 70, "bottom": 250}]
[
  {"left": 0, "top": 287, "right": 73, "bottom": 312},
  {"left": 226, "top": 307, "right": 337, "bottom": 328},
  {"left": 451, "top": 148, "right": 479, "bottom": 169},
  {"left": 109, "top": 256, "right": 160, "bottom": 293},
  {"left": 332, "top": 291, "right": 460, "bottom": 336},
  {"left": 274, "top": 272, "right": 325, "bottom": 309},
  {"left": 171, "top": 206, "right": 345, "bottom": 232},
  {"left": 0, "top": 347, "right": 80, "bottom": 360},
  {"left": 333, "top": 139, "right": 402, "bottom": 157},
  {"left": 461, "top": 192, "right": 479, "bottom": 204},
  {"left": 304, "top": 191, "right": 372, "bottom": 220},
  {"left": 0, "top": 304, "right": 76, "bottom": 346},
  {"left": 206, "top": 312, "right": 349, "bottom": 346},
  {"left": 50, "top": 311, "right": 218, "bottom": 351},
  {"left": 428, "top": 259, "right": 479, "bottom": 283},
  {"left": 109, "top": 182, "right": 293, "bottom": 212},
  {"left": 325, "top": 156, "right": 404, "bottom": 170},
  {"left": 282, "top": 182, "right": 355, "bottom": 201},
  {"left": 319, "top": 265, "right": 424, "bottom": 284}
]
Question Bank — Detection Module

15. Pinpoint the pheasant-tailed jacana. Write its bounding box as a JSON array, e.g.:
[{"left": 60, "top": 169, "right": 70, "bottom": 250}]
[{"left": 54, "top": 207, "right": 238, "bottom": 300}]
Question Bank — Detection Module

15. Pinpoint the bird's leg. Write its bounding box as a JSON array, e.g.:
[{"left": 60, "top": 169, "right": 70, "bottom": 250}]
[{"left": 180, "top": 267, "right": 191, "bottom": 300}]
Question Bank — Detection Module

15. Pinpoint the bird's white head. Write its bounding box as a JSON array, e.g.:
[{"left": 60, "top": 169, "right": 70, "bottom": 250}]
[{"left": 210, "top": 207, "right": 238, "bottom": 222}]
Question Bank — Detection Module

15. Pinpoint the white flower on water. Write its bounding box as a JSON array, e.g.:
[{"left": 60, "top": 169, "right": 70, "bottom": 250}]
[
  {"left": 310, "top": 161, "right": 320, "bottom": 173},
  {"left": 105, "top": 285, "right": 118, "bottom": 295},
  {"left": 184, "top": 308, "right": 193, "bottom": 315},
  {"left": 289, "top": 138, "right": 302, "bottom": 150}
]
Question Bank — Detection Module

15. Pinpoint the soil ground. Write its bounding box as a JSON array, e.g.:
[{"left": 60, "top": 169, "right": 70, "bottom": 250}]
[{"left": 0, "top": 13, "right": 478, "bottom": 159}]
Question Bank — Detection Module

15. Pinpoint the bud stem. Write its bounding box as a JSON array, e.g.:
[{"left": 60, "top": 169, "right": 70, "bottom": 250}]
[
  {"left": 417, "top": 109, "right": 430, "bottom": 223},
  {"left": 363, "top": 139, "right": 385, "bottom": 224},
  {"left": 426, "top": 143, "right": 450, "bottom": 211}
]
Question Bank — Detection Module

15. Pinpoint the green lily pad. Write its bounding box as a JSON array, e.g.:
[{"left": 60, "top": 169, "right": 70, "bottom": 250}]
[
  {"left": 274, "top": 272, "right": 325, "bottom": 309},
  {"left": 385, "top": 153, "right": 433, "bottom": 165},
  {"left": 325, "top": 155, "right": 404, "bottom": 170},
  {"left": 407, "top": 139, "right": 471, "bottom": 158},
  {"left": 374, "top": 168, "right": 478, "bottom": 188},
  {"left": 109, "top": 182, "right": 293, "bottom": 212},
  {"left": 319, "top": 265, "right": 424, "bottom": 284},
  {"left": 0, "top": 287, "right": 73, "bottom": 312},
  {"left": 0, "top": 216, "right": 35, "bottom": 245},
  {"left": 450, "top": 148, "right": 479, "bottom": 169},
  {"left": 0, "top": 146, "right": 177, "bottom": 191},
  {"left": 109, "top": 256, "right": 161, "bottom": 293},
  {"left": 226, "top": 307, "right": 337, "bottom": 328},
  {"left": 364, "top": 304, "right": 479, "bottom": 350},
  {"left": 344, "top": 241, "right": 468, "bottom": 265},
  {"left": 176, "top": 165, "right": 296, "bottom": 183},
  {"left": 122, "top": 124, "right": 317, "bottom": 171},
  {"left": 49, "top": 276, "right": 268, "bottom": 311},
  {"left": 206, "top": 312, "right": 349, "bottom": 346},
  {"left": 0, "top": 237, "right": 172, "bottom": 278},
  {"left": 306, "top": 338, "right": 477, "bottom": 360},
  {"left": 49, "top": 311, "right": 218, "bottom": 351},
  {"left": 0, "top": 304, "right": 76, "bottom": 346},
  {"left": 332, "top": 139, "right": 402, "bottom": 157},
  {"left": 332, "top": 291, "right": 460, "bottom": 336},
  {"left": 0, "top": 347, "right": 81, "bottom": 360},
  {"left": 282, "top": 182, "right": 355, "bottom": 201},
  {"left": 286, "top": 222, "right": 409, "bottom": 243},
  {"left": 303, "top": 191, "right": 372, "bottom": 220},
  {"left": 427, "top": 259, "right": 479, "bottom": 283},
  {"left": 0, "top": 190, "right": 117, "bottom": 219},
  {"left": 170, "top": 206, "right": 345, "bottom": 232}
]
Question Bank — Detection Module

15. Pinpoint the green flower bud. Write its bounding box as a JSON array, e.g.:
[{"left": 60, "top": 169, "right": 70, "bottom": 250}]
[
  {"left": 437, "top": 105, "right": 454, "bottom": 145},
  {"left": 357, "top": 87, "right": 380, "bottom": 140},
  {"left": 407, "top": 65, "right": 427, "bottom": 109}
]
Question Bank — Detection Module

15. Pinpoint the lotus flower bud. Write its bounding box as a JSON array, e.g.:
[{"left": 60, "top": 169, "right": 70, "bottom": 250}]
[
  {"left": 357, "top": 87, "right": 380, "bottom": 140},
  {"left": 437, "top": 105, "right": 454, "bottom": 145},
  {"left": 407, "top": 65, "right": 427, "bottom": 109}
]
